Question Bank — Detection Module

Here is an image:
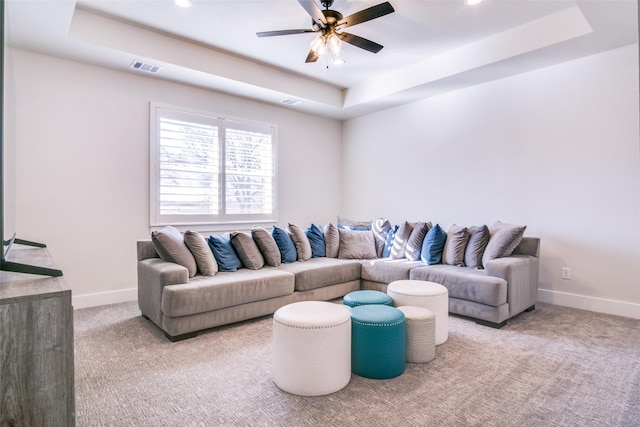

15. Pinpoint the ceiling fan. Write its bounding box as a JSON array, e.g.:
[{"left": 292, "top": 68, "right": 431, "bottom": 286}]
[{"left": 256, "top": 0, "right": 395, "bottom": 64}]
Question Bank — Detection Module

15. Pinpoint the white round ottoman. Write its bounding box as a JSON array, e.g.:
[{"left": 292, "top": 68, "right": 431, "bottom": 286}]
[
  {"left": 397, "top": 306, "right": 436, "bottom": 363},
  {"left": 387, "top": 280, "right": 449, "bottom": 345},
  {"left": 272, "top": 301, "right": 351, "bottom": 396}
]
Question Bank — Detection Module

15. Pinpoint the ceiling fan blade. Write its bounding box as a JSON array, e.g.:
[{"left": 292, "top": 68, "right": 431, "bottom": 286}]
[
  {"left": 297, "top": 0, "right": 327, "bottom": 27},
  {"left": 305, "top": 49, "right": 320, "bottom": 63},
  {"left": 337, "top": 32, "right": 384, "bottom": 53},
  {"left": 257, "top": 29, "right": 317, "bottom": 37},
  {"left": 336, "top": 2, "right": 395, "bottom": 30}
]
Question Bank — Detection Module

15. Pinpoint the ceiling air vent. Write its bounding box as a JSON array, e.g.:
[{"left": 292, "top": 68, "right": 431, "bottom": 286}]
[{"left": 130, "top": 60, "right": 161, "bottom": 73}]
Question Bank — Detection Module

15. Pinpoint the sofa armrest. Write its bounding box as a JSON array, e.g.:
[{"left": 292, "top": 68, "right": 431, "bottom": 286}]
[
  {"left": 484, "top": 255, "right": 539, "bottom": 317},
  {"left": 138, "top": 258, "right": 189, "bottom": 327}
]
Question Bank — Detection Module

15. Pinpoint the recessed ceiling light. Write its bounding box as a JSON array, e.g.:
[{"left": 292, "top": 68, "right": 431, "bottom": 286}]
[
  {"left": 465, "top": 0, "right": 483, "bottom": 5},
  {"left": 174, "top": 0, "right": 192, "bottom": 8}
]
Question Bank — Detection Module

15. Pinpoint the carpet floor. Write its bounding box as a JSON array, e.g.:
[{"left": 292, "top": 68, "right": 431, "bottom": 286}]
[{"left": 74, "top": 301, "right": 640, "bottom": 427}]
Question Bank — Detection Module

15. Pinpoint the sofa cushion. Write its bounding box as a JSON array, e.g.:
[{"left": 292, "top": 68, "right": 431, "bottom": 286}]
[
  {"left": 465, "top": 225, "right": 490, "bottom": 269},
  {"left": 161, "top": 268, "right": 295, "bottom": 317},
  {"left": 288, "top": 223, "right": 312, "bottom": 261},
  {"left": 276, "top": 257, "right": 362, "bottom": 291},
  {"left": 324, "top": 222, "right": 340, "bottom": 258},
  {"left": 405, "top": 221, "right": 431, "bottom": 261},
  {"left": 372, "top": 218, "right": 392, "bottom": 258},
  {"left": 390, "top": 221, "right": 413, "bottom": 259},
  {"left": 482, "top": 221, "right": 527, "bottom": 267},
  {"left": 152, "top": 226, "right": 198, "bottom": 278},
  {"left": 382, "top": 225, "right": 399, "bottom": 258},
  {"left": 360, "top": 258, "right": 424, "bottom": 284},
  {"left": 420, "top": 224, "right": 446, "bottom": 265},
  {"left": 410, "top": 264, "right": 507, "bottom": 307},
  {"left": 184, "top": 230, "right": 218, "bottom": 276},
  {"left": 208, "top": 234, "right": 243, "bottom": 272},
  {"left": 272, "top": 226, "right": 297, "bottom": 263},
  {"left": 252, "top": 227, "right": 281, "bottom": 267},
  {"left": 230, "top": 232, "right": 265, "bottom": 270},
  {"left": 305, "top": 224, "right": 326, "bottom": 258},
  {"left": 338, "top": 229, "right": 377, "bottom": 260},
  {"left": 442, "top": 224, "right": 470, "bottom": 266}
]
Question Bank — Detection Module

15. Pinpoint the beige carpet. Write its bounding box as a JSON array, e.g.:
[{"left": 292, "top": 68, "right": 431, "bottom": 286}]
[{"left": 74, "top": 301, "right": 640, "bottom": 426}]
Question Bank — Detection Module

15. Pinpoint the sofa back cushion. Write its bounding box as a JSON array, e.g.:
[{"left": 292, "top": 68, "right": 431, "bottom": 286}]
[
  {"left": 151, "top": 226, "right": 198, "bottom": 278},
  {"left": 338, "top": 229, "right": 377, "bottom": 259},
  {"left": 420, "top": 224, "right": 446, "bottom": 265},
  {"left": 288, "top": 223, "right": 312, "bottom": 261},
  {"left": 390, "top": 221, "right": 413, "bottom": 259},
  {"left": 231, "top": 232, "right": 265, "bottom": 270},
  {"left": 305, "top": 224, "right": 326, "bottom": 258},
  {"left": 482, "top": 221, "right": 527, "bottom": 267},
  {"left": 252, "top": 227, "right": 281, "bottom": 267},
  {"left": 324, "top": 223, "right": 340, "bottom": 258},
  {"left": 184, "top": 230, "right": 218, "bottom": 276},
  {"left": 272, "top": 226, "right": 297, "bottom": 263},
  {"left": 405, "top": 221, "right": 431, "bottom": 261},
  {"left": 464, "top": 225, "right": 490, "bottom": 269},
  {"left": 208, "top": 234, "right": 243, "bottom": 272},
  {"left": 442, "top": 224, "right": 470, "bottom": 266}
]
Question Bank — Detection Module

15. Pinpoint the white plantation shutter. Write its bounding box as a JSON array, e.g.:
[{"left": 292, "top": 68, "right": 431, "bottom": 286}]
[
  {"left": 151, "top": 105, "right": 277, "bottom": 226},
  {"left": 225, "top": 124, "right": 273, "bottom": 216}
]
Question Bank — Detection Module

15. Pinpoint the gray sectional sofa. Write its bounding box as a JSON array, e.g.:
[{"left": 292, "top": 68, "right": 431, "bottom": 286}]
[{"left": 137, "top": 222, "right": 540, "bottom": 341}]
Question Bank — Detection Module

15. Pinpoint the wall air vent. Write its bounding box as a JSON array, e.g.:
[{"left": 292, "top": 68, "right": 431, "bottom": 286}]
[
  {"left": 130, "top": 60, "right": 161, "bottom": 73},
  {"left": 282, "top": 98, "right": 301, "bottom": 106}
]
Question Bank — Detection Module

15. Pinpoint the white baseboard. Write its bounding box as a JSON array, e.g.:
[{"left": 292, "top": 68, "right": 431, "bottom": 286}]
[
  {"left": 72, "top": 287, "right": 138, "bottom": 310},
  {"left": 538, "top": 289, "right": 640, "bottom": 320}
]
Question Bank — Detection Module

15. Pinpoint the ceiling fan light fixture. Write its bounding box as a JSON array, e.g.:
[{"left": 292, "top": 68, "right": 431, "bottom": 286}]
[
  {"left": 327, "top": 33, "right": 342, "bottom": 57},
  {"left": 465, "top": 0, "right": 483, "bottom": 5},
  {"left": 310, "top": 34, "right": 326, "bottom": 55},
  {"left": 174, "top": 0, "right": 193, "bottom": 8}
]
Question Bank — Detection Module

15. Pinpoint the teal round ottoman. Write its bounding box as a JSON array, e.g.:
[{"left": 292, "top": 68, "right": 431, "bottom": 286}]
[
  {"left": 350, "top": 305, "right": 406, "bottom": 379},
  {"left": 343, "top": 290, "right": 393, "bottom": 308}
]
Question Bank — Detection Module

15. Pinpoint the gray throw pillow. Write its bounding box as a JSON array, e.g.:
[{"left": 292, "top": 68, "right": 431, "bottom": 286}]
[
  {"left": 390, "top": 221, "right": 413, "bottom": 259},
  {"left": 184, "top": 230, "right": 218, "bottom": 276},
  {"left": 464, "top": 225, "right": 490, "bottom": 269},
  {"left": 405, "top": 221, "right": 431, "bottom": 261},
  {"left": 324, "top": 223, "right": 339, "bottom": 258},
  {"left": 287, "top": 223, "right": 312, "bottom": 261},
  {"left": 372, "top": 218, "right": 391, "bottom": 258},
  {"left": 251, "top": 227, "right": 281, "bottom": 267},
  {"left": 230, "top": 232, "right": 265, "bottom": 270},
  {"left": 151, "top": 226, "right": 198, "bottom": 278},
  {"left": 442, "top": 224, "right": 470, "bottom": 266},
  {"left": 482, "top": 221, "right": 527, "bottom": 267},
  {"left": 337, "top": 229, "right": 377, "bottom": 260}
]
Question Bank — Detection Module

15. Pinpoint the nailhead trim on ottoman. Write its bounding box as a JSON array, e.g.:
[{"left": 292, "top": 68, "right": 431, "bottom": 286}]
[
  {"left": 272, "top": 301, "right": 352, "bottom": 396},
  {"left": 397, "top": 306, "right": 436, "bottom": 363},
  {"left": 350, "top": 304, "right": 406, "bottom": 379},
  {"left": 343, "top": 290, "right": 394, "bottom": 308},
  {"left": 387, "top": 280, "right": 449, "bottom": 345}
]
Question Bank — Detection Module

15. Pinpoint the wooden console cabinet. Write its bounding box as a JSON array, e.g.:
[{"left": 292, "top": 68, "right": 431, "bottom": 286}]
[{"left": 0, "top": 245, "right": 75, "bottom": 426}]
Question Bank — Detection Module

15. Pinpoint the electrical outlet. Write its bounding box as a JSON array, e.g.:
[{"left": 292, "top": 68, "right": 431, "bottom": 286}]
[{"left": 561, "top": 267, "right": 571, "bottom": 280}]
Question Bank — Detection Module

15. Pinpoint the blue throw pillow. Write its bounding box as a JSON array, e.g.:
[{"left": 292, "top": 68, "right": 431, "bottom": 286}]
[
  {"left": 305, "top": 224, "right": 326, "bottom": 258},
  {"left": 382, "top": 225, "right": 399, "bottom": 258},
  {"left": 421, "top": 224, "right": 447, "bottom": 265},
  {"left": 208, "top": 234, "right": 243, "bottom": 272},
  {"left": 272, "top": 226, "right": 297, "bottom": 263}
]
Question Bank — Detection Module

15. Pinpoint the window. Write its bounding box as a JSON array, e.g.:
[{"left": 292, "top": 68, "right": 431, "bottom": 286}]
[{"left": 150, "top": 104, "right": 277, "bottom": 226}]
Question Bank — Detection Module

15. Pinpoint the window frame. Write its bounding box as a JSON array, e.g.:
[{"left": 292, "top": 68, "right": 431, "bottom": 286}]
[{"left": 149, "top": 102, "right": 278, "bottom": 229}]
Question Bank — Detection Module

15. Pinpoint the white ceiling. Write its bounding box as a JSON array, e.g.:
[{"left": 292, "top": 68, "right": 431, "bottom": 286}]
[{"left": 5, "top": 0, "right": 638, "bottom": 119}]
